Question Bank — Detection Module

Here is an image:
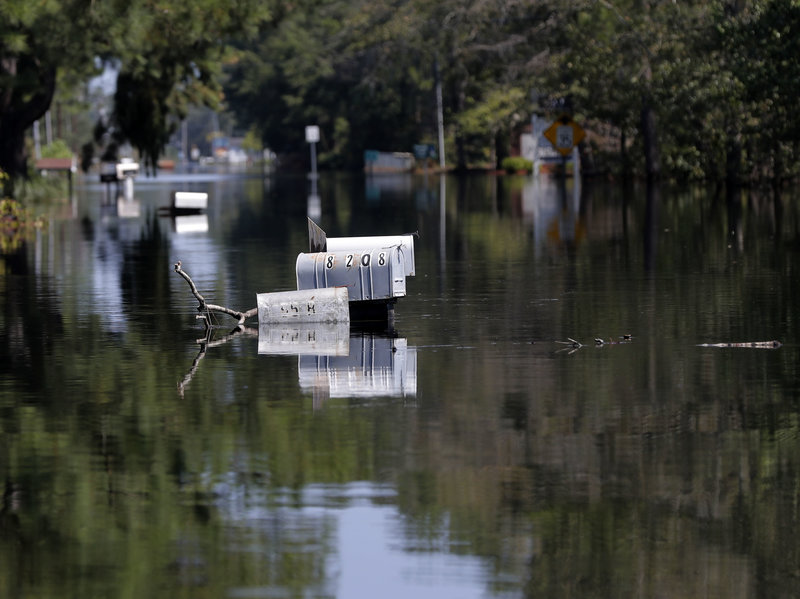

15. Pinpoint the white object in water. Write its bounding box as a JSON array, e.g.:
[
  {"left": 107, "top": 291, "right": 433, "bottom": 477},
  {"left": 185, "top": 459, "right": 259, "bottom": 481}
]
[{"left": 172, "top": 191, "right": 208, "bottom": 212}]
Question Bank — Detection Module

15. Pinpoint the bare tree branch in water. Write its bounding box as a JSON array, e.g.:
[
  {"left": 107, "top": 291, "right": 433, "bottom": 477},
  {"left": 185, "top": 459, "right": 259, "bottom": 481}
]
[
  {"left": 556, "top": 336, "right": 781, "bottom": 354},
  {"left": 174, "top": 260, "right": 257, "bottom": 328},
  {"left": 697, "top": 341, "right": 782, "bottom": 348},
  {"left": 178, "top": 325, "right": 258, "bottom": 397}
]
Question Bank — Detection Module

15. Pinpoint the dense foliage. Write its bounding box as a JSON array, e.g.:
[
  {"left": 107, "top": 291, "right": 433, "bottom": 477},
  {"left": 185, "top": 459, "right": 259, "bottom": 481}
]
[
  {"left": 0, "top": 0, "right": 270, "bottom": 179},
  {"left": 223, "top": 0, "right": 800, "bottom": 181},
  {"left": 1, "top": 0, "right": 800, "bottom": 182}
]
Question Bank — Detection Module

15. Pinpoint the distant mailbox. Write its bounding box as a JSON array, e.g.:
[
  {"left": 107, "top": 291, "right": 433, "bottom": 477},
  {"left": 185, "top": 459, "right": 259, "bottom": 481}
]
[
  {"left": 296, "top": 248, "right": 407, "bottom": 302},
  {"left": 101, "top": 159, "right": 139, "bottom": 182},
  {"left": 325, "top": 235, "right": 415, "bottom": 277},
  {"left": 172, "top": 191, "right": 208, "bottom": 212},
  {"left": 115, "top": 160, "right": 139, "bottom": 179}
]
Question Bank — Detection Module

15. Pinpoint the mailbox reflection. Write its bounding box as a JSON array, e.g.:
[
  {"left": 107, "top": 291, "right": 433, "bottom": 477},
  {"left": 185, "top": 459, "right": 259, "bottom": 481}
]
[
  {"left": 116, "top": 196, "right": 141, "bottom": 218},
  {"left": 257, "top": 324, "right": 417, "bottom": 400},
  {"left": 173, "top": 214, "right": 209, "bottom": 234},
  {"left": 258, "top": 322, "right": 350, "bottom": 356},
  {"left": 298, "top": 335, "right": 417, "bottom": 399}
]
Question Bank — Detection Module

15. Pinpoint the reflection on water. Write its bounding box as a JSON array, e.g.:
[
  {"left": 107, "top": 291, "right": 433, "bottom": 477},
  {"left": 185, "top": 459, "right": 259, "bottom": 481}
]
[
  {"left": 258, "top": 322, "right": 351, "bottom": 356},
  {"left": 172, "top": 213, "right": 209, "bottom": 234},
  {"left": 186, "top": 323, "right": 417, "bottom": 406},
  {"left": 298, "top": 335, "right": 417, "bottom": 401},
  {"left": 116, "top": 196, "right": 141, "bottom": 219},
  {"left": 2, "top": 168, "right": 800, "bottom": 598},
  {"left": 521, "top": 175, "right": 582, "bottom": 251}
]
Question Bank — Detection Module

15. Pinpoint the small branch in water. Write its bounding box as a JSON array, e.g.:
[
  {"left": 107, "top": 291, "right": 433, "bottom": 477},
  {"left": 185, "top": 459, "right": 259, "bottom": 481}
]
[
  {"left": 174, "top": 260, "right": 257, "bottom": 327},
  {"left": 698, "top": 340, "right": 782, "bottom": 348},
  {"left": 178, "top": 325, "right": 258, "bottom": 397},
  {"left": 555, "top": 337, "right": 583, "bottom": 354},
  {"left": 555, "top": 335, "right": 633, "bottom": 353}
]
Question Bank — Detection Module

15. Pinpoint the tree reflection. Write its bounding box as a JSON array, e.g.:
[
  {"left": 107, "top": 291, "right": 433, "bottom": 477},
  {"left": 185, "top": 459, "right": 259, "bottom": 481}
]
[{"left": 644, "top": 179, "right": 659, "bottom": 272}]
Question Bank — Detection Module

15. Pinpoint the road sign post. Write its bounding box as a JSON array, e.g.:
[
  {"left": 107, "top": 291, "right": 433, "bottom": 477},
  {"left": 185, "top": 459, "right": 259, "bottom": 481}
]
[
  {"left": 544, "top": 114, "right": 585, "bottom": 157},
  {"left": 305, "top": 126, "right": 320, "bottom": 217},
  {"left": 305, "top": 125, "right": 320, "bottom": 177}
]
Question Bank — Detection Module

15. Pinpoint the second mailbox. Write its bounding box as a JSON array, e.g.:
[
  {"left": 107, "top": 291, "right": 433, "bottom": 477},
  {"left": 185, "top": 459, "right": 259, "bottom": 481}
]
[{"left": 296, "top": 247, "right": 407, "bottom": 302}]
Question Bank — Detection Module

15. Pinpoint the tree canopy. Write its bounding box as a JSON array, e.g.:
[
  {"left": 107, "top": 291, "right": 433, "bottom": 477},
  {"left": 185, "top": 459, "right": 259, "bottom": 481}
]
[
  {"left": 224, "top": 0, "right": 800, "bottom": 182},
  {"left": 0, "top": 0, "right": 270, "bottom": 179},
  {"left": 2, "top": 0, "right": 800, "bottom": 183},
  {"left": 0, "top": 0, "right": 109, "bottom": 178}
]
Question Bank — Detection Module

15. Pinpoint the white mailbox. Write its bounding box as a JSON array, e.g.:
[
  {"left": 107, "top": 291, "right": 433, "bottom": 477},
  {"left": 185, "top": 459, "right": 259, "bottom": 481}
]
[
  {"left": 171, "top": 191, "right": 208, "bottom": 212},
  {"left": 326, "top": 234, "right": 415, "bottom": 277},
  {"left": 296, "top": 248, "right": 406, "bottom": 301},
  {"left": 115, "top": 159, "right": 139, "bottom": 179}
]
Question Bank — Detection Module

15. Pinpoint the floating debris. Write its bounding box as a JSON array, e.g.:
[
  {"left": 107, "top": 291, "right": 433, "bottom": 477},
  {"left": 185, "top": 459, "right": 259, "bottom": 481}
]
[
  {"left": 594, "top": 335, "right": 633, "bottom": 346},
  {"left": 555, "top": 337, "right": 583, "bottom": 348},
  {"left": 697, "top": 340, "right": 782, "bottom": 348},
  {"left": 556, "top": 335, "right": 633, "bottom": 354}
]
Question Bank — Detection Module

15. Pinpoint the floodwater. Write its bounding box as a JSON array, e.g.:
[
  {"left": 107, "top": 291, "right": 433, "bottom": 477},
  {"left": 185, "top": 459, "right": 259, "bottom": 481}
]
[{"left": 2, "top": 167, "right": 800, "bottom": 598}]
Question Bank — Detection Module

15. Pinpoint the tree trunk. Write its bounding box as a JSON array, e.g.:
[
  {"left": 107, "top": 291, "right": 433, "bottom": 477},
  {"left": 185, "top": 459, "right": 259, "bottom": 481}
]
[
  {"left": 725, "top": 132, "right": 742, "bottom": 190},
  {"left": 0, "top": 122, "right": 29, "bottom": 180},
  {"left": 643, "top": 179, "right": 659, "bottom": 272},
  {"left": 641, "top": 97, "right": 660, "bottom": 182},
  {"left": 620, "top": 128, "right": 630, "bottom": 182},
  {"left": 772, "top": 138, "right": 784, "bottom": 191},
  {"left": 0, "top": 59, "right": 57, "bottom": 179},
  {"left": 454, "top": 76, "right": 468, "bottom": 172}
]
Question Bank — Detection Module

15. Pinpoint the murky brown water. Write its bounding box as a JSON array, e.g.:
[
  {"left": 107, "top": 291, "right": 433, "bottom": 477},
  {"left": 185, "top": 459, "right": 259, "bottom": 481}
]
[{"left": 1, "top": 168, "right": 799, "bottom": 598}]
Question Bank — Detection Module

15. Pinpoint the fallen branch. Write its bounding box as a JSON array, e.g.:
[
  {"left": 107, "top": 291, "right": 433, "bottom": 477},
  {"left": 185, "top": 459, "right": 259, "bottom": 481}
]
[
  {"left": 554, "top": 337, "right": 583, "bottom": 355},
  {"left": 698, "top": 340, "right": 782, "bottom": 348},
  {"left": 555, "top": 336, "right": 782, "bottom": 354},
  {"left": 174, "top": 260, "right": 257, "bottom": 327},
  {"left": 178, "top": 325, "right": 258, "bottom": 397},
  {"left": 555, "top": 334, "right": 633, "bottom": 353}
]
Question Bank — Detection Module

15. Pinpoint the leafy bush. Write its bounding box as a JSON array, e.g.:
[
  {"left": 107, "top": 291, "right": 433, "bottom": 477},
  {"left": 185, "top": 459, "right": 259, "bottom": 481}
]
[
  {"left": 41, "top": 139, "right": 73, "bottom": 159},
  {"left": 501, "top": 156, "right": 532, "bottom": 173},
  {"left": 0, "top": 170, "right": 47, "bottom": 253}
]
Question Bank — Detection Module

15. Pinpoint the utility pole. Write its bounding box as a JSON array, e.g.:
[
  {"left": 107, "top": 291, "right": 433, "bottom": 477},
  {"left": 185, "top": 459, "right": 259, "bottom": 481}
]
[{"left": 435, "top": 57, "right": 445, "bottom": 170}]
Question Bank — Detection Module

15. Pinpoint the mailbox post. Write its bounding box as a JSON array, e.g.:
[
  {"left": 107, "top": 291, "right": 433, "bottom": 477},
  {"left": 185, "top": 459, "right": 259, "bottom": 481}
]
[
  {"left": 305, "top": 125, "right": 319, "bottom": 178},
  {"left": 305, "top": 125, "right": 320, "bottom": 218}
]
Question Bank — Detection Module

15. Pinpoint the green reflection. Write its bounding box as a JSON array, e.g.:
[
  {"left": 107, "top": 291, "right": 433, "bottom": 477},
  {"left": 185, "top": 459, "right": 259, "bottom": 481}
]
[{"left": 1, "top": 172, "right": 800, "bottom": 597}]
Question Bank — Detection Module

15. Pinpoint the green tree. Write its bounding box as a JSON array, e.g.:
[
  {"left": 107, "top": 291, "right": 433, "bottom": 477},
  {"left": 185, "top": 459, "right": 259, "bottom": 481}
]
[
  {"left": 225, "top": 0, "right": 559, "bottom": 170},
  {"left": 225, "top": 0, "right": 434, "bottom": 169},
  {"left": 0, "top": 0, "right": 111, "bottom": 180},
  {"left": 549, "top": 0, "right": 800, "bottom": 184},
  {"left": 112, "top": 0, "right": 271, "bottom": 174},
  {"left": 720, "top": 0, "right": 800, "bottom": 183},
  {"left": 550, "top": 0, "right": 711, "bottom": 180},
  {"left": 0, "top": 0, "right": 270, "bottom": 183}
]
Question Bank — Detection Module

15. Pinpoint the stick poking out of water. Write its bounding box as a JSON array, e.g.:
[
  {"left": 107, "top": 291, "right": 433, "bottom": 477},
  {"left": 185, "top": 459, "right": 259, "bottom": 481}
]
[
  {"left": 174, "top": 261, "right": 257, "bottom": 328},
  {"left": 698, "top": 340, "right": 782, "bottom": 348}
]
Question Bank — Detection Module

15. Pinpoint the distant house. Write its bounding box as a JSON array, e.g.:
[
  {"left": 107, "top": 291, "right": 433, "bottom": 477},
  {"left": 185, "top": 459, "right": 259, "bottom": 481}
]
[
  {"left": 210, "top": 136, "right": 249, "bottom": 164},
  {"left": 364, "top": 150, "right": 415, "bottom": 174}
]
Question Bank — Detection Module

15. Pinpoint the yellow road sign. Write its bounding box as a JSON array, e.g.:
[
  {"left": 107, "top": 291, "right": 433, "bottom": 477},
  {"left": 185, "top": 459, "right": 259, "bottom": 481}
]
[{"left": 544, "top": 114, "right": 585, "bottom": 157}]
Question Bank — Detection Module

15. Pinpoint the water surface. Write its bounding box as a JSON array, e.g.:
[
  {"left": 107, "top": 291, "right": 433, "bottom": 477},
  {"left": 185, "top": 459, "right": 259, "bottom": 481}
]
[{"left": 1, "top": 169, "right": 799, "bottom": 598}]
